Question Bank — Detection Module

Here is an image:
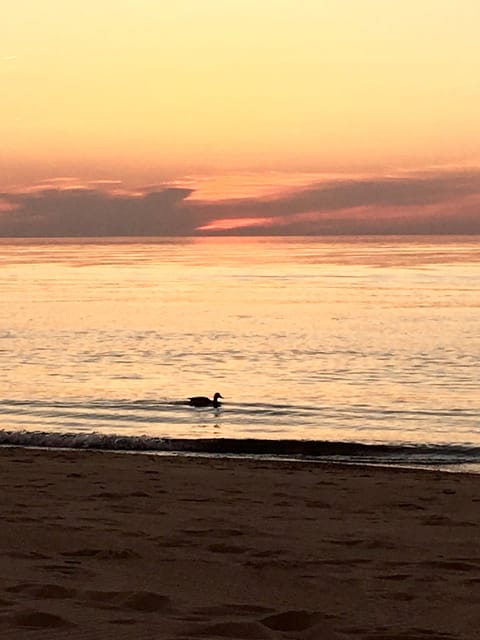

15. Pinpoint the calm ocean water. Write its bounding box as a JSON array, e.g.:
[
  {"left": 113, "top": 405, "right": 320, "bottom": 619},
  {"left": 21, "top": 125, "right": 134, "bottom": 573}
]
[{"left": 1, "top": 236, "right": 479, "bottom": 470}]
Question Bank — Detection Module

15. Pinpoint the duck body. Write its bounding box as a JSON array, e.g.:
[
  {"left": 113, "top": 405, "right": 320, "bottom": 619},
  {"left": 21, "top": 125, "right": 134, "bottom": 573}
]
[{"left": 188, "top": 392, "right": 223, "bottom": 408}]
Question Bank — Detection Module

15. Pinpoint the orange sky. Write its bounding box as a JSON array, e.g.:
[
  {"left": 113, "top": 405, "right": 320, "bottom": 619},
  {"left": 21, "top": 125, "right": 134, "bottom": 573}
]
[{"left": 2, "top": 1, "right": 480, "bottom": 234}]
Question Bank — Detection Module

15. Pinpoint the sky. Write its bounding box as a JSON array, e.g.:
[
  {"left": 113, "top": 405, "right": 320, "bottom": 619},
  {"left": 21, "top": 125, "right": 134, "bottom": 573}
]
[{"left": 2, "top": 0, "right": 480, "bottom": 235}]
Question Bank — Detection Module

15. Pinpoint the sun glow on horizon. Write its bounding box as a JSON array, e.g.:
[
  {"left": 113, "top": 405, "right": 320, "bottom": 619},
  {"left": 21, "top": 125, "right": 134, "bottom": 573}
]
[
  {"left": 197, "top": 217, "right": 274, "bottom": 232},
  {"left": 2, "top": 2, "right": 480, "bottom": 236},
  {"left": 2, "top": 0, "right": 480, "bottom": 190}
]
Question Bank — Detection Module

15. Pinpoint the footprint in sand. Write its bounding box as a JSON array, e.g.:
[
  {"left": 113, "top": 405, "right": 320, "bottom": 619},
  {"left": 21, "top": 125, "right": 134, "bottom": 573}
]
[
  {"left": 5, "top": 582, "right": 77, "bottom": 599},
  {"left": 188, "top": 607, "right": 340, "bottom": 639},
  {"left": 83, "top": 590, "right": 172, "bottom": 613},
  {"left": 261, "top": 610, "right": 326, "bottom": 632},
  {"left": 207, "top": 543, "right": 249, "bottom": 554},
  {"left": 11, "top": 609, "right": 74, "bottom": 629},
  {"left": 61, "top": 547, "right": 140, "bottom": 560},
  {"left": 421, "top": 560, "right": 480, "bottom": 572},
  {"left": 360, "top": 630, "right": 455, "bottom": 640},
  {"left": 261, "top": 611, "right": 342, "bottom": 639},
  {"left": 189, "top": 620, "right": 276, "bottom": 638},
  {"left": 191, "top": 603, "right": 274, "bottom": 619},
  {"left": 39, "top": 563, "right": 95, "bottom": 577}
]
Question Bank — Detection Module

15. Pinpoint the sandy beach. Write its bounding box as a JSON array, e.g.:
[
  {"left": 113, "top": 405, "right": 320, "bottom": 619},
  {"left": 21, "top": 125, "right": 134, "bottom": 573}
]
[{"left": 0, "top": 448, "right": 479, "bottom": 639}]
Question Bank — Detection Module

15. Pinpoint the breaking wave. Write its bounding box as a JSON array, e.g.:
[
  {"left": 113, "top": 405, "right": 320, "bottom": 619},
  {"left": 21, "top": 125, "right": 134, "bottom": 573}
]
[{"left": 1, "top": 429, "right": 480, "bottom": 470}]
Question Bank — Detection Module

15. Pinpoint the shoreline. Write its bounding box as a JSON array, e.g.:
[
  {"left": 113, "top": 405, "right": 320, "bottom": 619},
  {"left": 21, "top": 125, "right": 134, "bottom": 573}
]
[
  {"left": 1, "top": 446, "right": 479, "bottom": 638},
  {"left": 2, "top": 443, "right": 480, "bottom": 478},
  {"left": 1, "top": 429, "right": 480, "bottom": 474}
]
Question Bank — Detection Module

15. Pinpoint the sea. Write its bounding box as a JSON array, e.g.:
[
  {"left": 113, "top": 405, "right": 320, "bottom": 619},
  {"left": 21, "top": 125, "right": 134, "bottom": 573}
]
[{"left": 1, "top": 236, "right": 479, "bottom": 472}]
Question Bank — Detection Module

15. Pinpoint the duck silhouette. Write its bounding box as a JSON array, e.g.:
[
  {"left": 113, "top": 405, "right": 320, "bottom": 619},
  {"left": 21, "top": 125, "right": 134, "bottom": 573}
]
[{"left": 188, "top": 392, "right": 223, "bottom": 408}]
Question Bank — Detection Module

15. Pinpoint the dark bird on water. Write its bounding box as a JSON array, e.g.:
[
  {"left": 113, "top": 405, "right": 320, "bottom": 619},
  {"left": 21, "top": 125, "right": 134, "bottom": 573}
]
[{"left": 188, "top": 392, "right": 223, "bottom": 408}]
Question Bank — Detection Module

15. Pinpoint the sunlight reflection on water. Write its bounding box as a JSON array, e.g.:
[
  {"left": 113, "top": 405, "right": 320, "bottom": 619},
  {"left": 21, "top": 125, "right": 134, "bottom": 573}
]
[{"left": 0, "top": 236, "right": 479, "bottom": 452}]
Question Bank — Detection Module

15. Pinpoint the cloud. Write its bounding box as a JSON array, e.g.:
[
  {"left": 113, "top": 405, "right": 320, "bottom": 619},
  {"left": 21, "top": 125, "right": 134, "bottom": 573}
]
[
  {"left": 0, "top": 168, "right": 479, "bottom": 236},
  {"left": 0, "top": 199, "right": 19, "bottom": 213},
  {"left": 193, "top": 168, "right": 480, "bottom": 235},
  {"left": 0, "top": 185, "right": 197, "bottom": 236}
]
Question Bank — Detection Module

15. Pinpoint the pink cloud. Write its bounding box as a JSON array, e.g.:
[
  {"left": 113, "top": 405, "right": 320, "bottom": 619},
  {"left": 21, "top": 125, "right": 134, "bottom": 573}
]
[
  {"left": 0, "top": 167, "right": 479, "bottom": 236},
  {"left": 0, "top": 199, "right": 19, "bottom": 213}
]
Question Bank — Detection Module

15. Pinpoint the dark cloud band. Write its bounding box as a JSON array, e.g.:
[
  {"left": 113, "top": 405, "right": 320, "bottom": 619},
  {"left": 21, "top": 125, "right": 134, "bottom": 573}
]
[{"left": 1, "top": 168, "right": 479, "bottom": 236}]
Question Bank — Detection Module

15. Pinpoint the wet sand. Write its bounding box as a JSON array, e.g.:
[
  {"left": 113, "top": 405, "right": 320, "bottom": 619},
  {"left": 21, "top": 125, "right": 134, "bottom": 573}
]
[{"left": 0, "top": 447, "right": 479, "bottom": 639}]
